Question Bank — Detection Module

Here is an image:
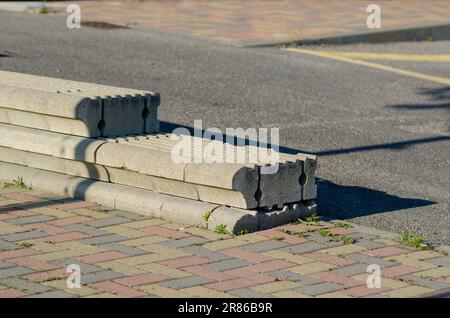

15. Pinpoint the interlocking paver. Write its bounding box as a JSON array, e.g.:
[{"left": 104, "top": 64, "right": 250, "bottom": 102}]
[
  {"left": 160, "top": 275, "right": 214, "bottom": 290},
  {"left": 294, "top": 282, "right": 344, "bottom": 296},
  {"left": 114, "top": 273, "right": 167, "bottom": 287},
  {"left": 0, "top": 189, "right": 448, "bottom": 298}
]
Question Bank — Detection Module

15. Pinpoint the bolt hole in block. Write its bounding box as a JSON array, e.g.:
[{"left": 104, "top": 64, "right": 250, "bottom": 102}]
[{"left": 299, "top": 172, "right": 308, "bottom": 186}]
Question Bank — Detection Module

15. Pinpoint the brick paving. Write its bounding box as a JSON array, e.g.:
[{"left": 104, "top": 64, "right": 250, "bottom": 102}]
[
  {"left": 0, "top": 186, "right": 449, "bottom": 298},
  {"left": 59, "top": 0, "right": 450, "bottom": 46}
]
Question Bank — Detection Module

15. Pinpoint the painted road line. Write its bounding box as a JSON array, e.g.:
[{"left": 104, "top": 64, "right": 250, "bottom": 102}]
[
  {"left": 296, "top": 51, "right": 450, "bottom": 62},
  {"left": 283, "top": 48, "right": 450, "bottom": 86}
]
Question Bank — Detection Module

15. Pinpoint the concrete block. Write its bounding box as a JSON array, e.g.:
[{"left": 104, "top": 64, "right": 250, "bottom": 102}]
[
  {"left": 0, "top": 107, "right": 99, "bottom": 137},
  {"left": 257, "top": 200, "right": 317, "bottom": 230},
  {"left": 0, "top": 123, "right": 105, "bottom": 162},
  {"left": 258, "top": 160, "right": 302, "bottom": 207},
  {"left": 0, "top": 146, "right": 110, "bottom": 181},
  {"left": 0, "top": 162, "right": 317, "bottom": 234},
  {"left": 0, "top": 72, "right": 160, "bottom": 137}
]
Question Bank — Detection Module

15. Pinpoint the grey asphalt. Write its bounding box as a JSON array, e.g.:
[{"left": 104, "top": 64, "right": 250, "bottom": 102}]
[{"left": 0, "top": 12, "right": 449, "bottom": 245}]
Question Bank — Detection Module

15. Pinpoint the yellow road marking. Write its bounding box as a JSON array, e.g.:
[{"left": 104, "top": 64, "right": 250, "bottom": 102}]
[
  {"left": 300, "top": 51, "right": 450, "bottom": 62},
  {"left": 283, "top": 48, "right": 450, "bottom": 86}
]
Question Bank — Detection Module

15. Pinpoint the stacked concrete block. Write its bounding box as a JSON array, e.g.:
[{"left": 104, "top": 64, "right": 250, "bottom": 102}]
[
  {"left": 0, "top": 71, "right": 319, "bottom": 232},
  {"left": 0, "top": 71, "right": 160, "bottom": 136}
]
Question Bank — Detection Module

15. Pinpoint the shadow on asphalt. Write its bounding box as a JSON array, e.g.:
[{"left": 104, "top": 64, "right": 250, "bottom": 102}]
[{"left": 316, "top": 179, "right": 435, "bottom": 218}]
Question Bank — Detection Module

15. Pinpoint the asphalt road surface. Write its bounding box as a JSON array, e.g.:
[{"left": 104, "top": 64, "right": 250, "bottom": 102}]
[{"left": 0, "top": 12, "right": 449, "bottom": 245}]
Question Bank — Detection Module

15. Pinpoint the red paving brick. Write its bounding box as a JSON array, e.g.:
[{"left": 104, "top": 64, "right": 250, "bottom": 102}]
[
  {"left": 143, "top": 226, "right": 191, "bottom": 239},
  {"left": 184, "top": 265, "right": 237, "bottom": 281},
  {"left": 10, "top": 257, "right": 58, "bottom": 271},
  {"left": 114, "top": 273, "right": 167, "bottom": 287},
  {"left": 160, "top": 256, "right": 211, "bottom": 268},
  {"left": 0, "top": 289, "right": 27, "bottom": 298},
  {"left": 8, "top": 210, "right": 37, "bottom": 217},
  {"left": 3, "top": 193, "right": 43, "bottom": 203},
  {"left": 76, "top": 251, "right": 128, "bottom": 264},
  {"left": 90, "top": 281, "right": 146, "bottom": 298},
  {"left": 40, "top": 232, "right": 89, "bottom": 243},
  {"left": 303, "top": 251, "right": 356, "bottom": 266},
  {"left": 23, "top": 268, "right": 69, "bottom": 282},
  {"left": 23, "top": 223, "right": 69, "bottom": 235},
  {"left": 381, "top": 265, "right": 421, "bottom": 278},
  {"left": 362, "top": 246, "right": 410, "bottom": 258},
  {"left": 222, "top": 247, "right": 274, "bottom": 263},
  {"left": 312, "top": 272, "right": 365, "bottom": 287},
  {"left": 0, "top": 248, "right": 40, "bottom": 260}
]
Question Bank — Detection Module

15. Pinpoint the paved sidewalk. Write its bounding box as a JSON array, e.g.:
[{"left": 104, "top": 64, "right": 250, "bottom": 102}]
[
  {"left": 0, "top": 186, "right": 449, "bottom": 298},
  {"left": 59, "top": 0, "right": 450, "bottom": 46}
]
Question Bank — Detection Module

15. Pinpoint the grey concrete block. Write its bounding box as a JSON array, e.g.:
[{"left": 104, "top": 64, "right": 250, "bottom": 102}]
[
  {"left": 0, "top": 260, "right": 15, "bottom": 269},
  {"left": 228, "top": 288, "right": 274, "bottom": 298},
  {"left": 180, "top": 246, "right": 232, "bottom": 262},
  {"left": 98, "top": 243, "right": 148, "bottom": 256},
  {"left": 280, "top": 242, "right": 327, "bottom": 255},
  {"left": 400, "top": 274, "right": 450, "bottom": 290},
  {"left": 85, "top": 217, "right": 130, "bottom": 228},
  {"left": 355, "top": 239, "right": 385, "bottom": 249},
  {"left": 427, "top": 256, "right": 450, "bottom": 268},
  {"left": 78, "top": 234, "right": 129, "bottom": 246},
  {"left": 0, "top": 266, "right": 33, "bottom": 278},
  {"left": 9, "top": 215, "right": 55, "bottom": 225},
  {"left": 52, "top": 259, "right": 103, "bottom": 274},
  {"left": 330, "top": 263, "right": 370, "bottom": 276},
  {"left": 242, "top": 240, "right": 289, "bottom": 253},
  {"left": 294, "top": 282, "right": 344, "bottom": 296},
  {"left": 267, "top": 270, "right": 323, "bottom": 285},
  {"left": 0, "top": 239, "right": 19, "bottom": 251},
  {"left": 161, "top": 237, "right": 209, "bottom": 249},
  {"left": 207, "top": 258, "right": 250, "bottom": 271},
  {"left": 64, "top": 224, "right": 110, "bottom": 237},
  {"left": 80, "top": 270, "right": 125, "bottom": 284},
  {"left": 345, "top": 253, "right": 398, "bottom": 268},
  {"left": 0, "top": 277, "right": 53, "bottom": 294},
  {"left": 1, "top": 231, "right": 48, "bottom": 242},
  {"left": 160, "top": 276, "right": 214, "bottom": 289},
  {"left": 258, "top": 201, "right": 317, "bottom": 230}
]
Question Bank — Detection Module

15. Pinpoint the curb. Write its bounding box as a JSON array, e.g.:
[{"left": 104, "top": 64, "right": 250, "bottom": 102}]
[
  {"left": 246, "top": 23, "right": 450, "bottom": 48},
  {"left": 0, "top": 162, "right": 316, "bottom": 234}
]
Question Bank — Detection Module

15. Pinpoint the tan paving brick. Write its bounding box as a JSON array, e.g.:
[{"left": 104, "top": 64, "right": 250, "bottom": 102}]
[
  {"left": 343, "top": 285, "right": 390, "bottom": 297},
  {"left": 143, "top": 226, "right": 190, "bottom": 239},
  {"left": 415, "top": 267, "right": 450, "bottom": 279},
  {"left": 182, "top": 286, "right": 235, "bottom": 298},
  {"left": 138, "top": 284, "right": 191, "bottom": 297},
  {"left": 123, "top": 219, "right": 168, "bottom": 229},
  {"left": 373, "top": 238, "right": 400, "bottom": 246},
  {"left": 262, "top": 250, "right": 313, "bottom": 265},
  {"left": 272, "top": 290, "right": 312, "bottom": 298},
  {"left": 234, "top": 233, "right": 269, "bottom": 243},
  {"left": 316, "top": 291, "right": 352, "bottom": 298},
  {"left": 404, "top": 250, "right": 445, "bottom": 260},
  {"left": 160, "top": 256, "right": 211, "bottom": 268},
  {"left": 251, "top": 281, "right": 300, "bottom": 293},
  {"left": 386, "top": 255, "right": 438, "bottom": 269},
  {"left": 76, "top": 251, "right": 128, "bottom": 264},
  {"left": 116, "top": 252, "right": 186, "bottom": 266},
  {"left": 21, "top": 240, "right": 65, "bottom": 253},
  {"left": 121, "top": 236, "right": 169, "bottom": 247},
  {"left": 28, "top": 207, "right": 75, "bottom": 219},
  {"left": 32, "top": 249, "right": 87, "bottom": 262},
  {"left": 289, "top": 261, "right": 337, "bottom": 275},
  {"left": 303, "top": 251, "right": 357, "bottom": 266},
  {"left": 102, "top": 225, "right": 148, "bottom": 238},
  {"left": 69, "top": 208, "right": 110, "bottom": 219},
  {"left": 202, "top": 239, "right": 250, "bottom": 251},
  {"left": 96, "top": 261, "right": 148, "bottom": 275},
  {"left": 57, "top": 241, "right": 107, "bottom": 254},
  {"left": 0, "top": 221, "right": 26, "bottom": 234},
  {"left": 137, "top": 263, "right": 191, "bottom": 279},
  {"left": 320, "top": 244, "right": 367, "bottom": 256},
  {"left": 385, "top": 286, "right": 433, "bottom": 298},
  {"left": 43, "top": 280, "right": 99, "bottom": 296},
  {"left": 351, "top": 273, "right": 409, "bottom": 289},
  {"left": 184, "top": 227, "right": 228, "bottom": 241}
]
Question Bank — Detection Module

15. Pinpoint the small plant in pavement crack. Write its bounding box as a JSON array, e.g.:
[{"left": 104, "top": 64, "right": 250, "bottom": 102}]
[
  {"left": 203, "top": 211, "right": 213, "bottom": 222},
  {"left": 3, "top": 177, "right": 27, "bottom": 189},
  {"left": 214, "top": 224, "right": 231, "bottom": 235},
  {"left": 397, "top": 231, "right": 433, "bottom": 250}
]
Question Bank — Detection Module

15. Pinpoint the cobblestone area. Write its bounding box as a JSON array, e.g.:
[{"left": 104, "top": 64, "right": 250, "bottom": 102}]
[
  {"left": 65, "top": 0, "right": 450, "bottom": 46},
  {"left": 0, "top": 186, "right": 449, "bottom": 297}
]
